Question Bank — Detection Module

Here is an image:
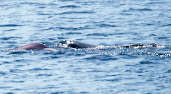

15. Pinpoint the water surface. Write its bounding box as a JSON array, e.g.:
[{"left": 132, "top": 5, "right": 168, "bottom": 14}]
[{"left": 0, "top": 0, "right": 171, "bottom": 94}]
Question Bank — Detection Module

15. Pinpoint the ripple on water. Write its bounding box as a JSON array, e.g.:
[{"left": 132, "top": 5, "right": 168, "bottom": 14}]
[
  {"left": 59, "top": 11, "right": 95, "bottom": 15},
  {"left": 0, "top": 24, "right": 23, "bottom": 27},
  {"left": 0, "top": 71, "right": 6, "bottom": 76},
  {"left": 85, "top": 54, "right": 118, "bottom": 62},
  {"left": 128, "top": 8, "right": 153, "bottom": 12},
  {"left": 29, "top": 68, "right": 50, "bottom": 72},
  {"left": 40, "top": 55, "right": 60, "bottom": 60},
  {"left": 96, "top": 23, "right": 118, "bottom": 28},
  {"left": 65, "top": 32, "right": 82, "bottom": 35},
  {"left": 162, "top": 24, "right": 171, "bottom": 27},
  {"left": 8, "top": 51, "right": 28, "bottom": 55},
  {"left": 3, "top": 29, "right": 16, "bottom": 31},
  {"left": 51, "top": 91, "right": 89, "bottom": 94},
  {"left": 139, "top": 61, "right": 155, "bottom": 64},
  {"left": 146, "top": 1, "right": 167, "bottom": 5},
  {"left": 4, "top": 92, "right": 14, "bottom": 94},
  {"left": 165, "top": 69, "right": 171, "bottom": 73},
  {"left": 2, "top": 61, "right": 11, "bottom": 64},
  {"left": 0, "top": 37, "right": 22, "bottom": 40},
  {"left": 87, "top": 33, "right": 111, "bottom": 37},
  {"left": 9, "top": 69, "right": 24, "bottom": 73},
  {"left": 36, "top": 73, "right": 53, "bottom": 76},
  {"left": 56, "top": 25, "right": 93, "bottom": 31},
  {"left": 59, "top": 5, "right": 80, "bottom": 8}
]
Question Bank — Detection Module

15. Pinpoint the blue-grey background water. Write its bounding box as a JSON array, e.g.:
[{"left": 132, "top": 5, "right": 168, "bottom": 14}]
[{"left": 0, "top": 0, "right": 171, "bottom": 94}]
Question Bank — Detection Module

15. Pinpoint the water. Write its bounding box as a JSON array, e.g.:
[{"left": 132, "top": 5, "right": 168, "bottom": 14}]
[{"left": 0, "top": 0, "right": 171, "bottom": 94}]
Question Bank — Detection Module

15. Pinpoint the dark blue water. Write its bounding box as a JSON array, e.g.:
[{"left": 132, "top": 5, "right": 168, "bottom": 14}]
[{"left": 0, "top": 0, "right": 171, "bottom": 94}]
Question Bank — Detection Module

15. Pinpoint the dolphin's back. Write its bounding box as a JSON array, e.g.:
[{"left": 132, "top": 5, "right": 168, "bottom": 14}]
[{"left": 18, "top": 43, "right": 48, "bottom": 50}]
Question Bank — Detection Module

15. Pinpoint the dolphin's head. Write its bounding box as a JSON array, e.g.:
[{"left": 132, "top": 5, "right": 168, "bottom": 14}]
[{"left": 59, "top": 40, "right": 96, "bottom": 49}]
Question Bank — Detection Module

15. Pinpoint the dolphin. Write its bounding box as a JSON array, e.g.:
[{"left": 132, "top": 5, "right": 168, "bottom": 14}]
[
  {"left": 58, "top": 40, "right": 96, "bottom": 49},
  {"left": 16, "top": 40, "right": 96, "bottom": 52},
  {"left": 17, "top": 43, "right": 57, "bottom": 51}
]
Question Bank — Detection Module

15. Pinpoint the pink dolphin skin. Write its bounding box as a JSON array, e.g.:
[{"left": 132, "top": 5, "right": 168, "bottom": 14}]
[{"left": 18, "top": 43, "right": 57, "bottom": 51}]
